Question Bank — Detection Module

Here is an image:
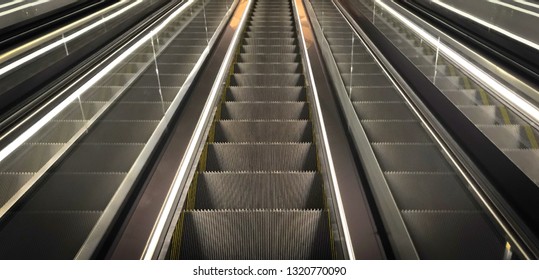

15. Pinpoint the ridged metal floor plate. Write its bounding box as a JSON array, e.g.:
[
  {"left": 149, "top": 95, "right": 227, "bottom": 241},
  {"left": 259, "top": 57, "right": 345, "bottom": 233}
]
[
  {"left": 194, "top": 172, "right": 323, "bottom": 209},
  {"left": 180, "top": 210, "right": 331, "bottom": 260}
]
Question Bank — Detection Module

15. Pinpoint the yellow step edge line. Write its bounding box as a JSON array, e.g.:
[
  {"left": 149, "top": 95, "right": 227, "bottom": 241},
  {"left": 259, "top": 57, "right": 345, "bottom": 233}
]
[
  {"left": 499, "top": 106, "right": 512, "bottom": 125},
  {"left": 524, "top": 126, "right": 539, "bottom": 149}
]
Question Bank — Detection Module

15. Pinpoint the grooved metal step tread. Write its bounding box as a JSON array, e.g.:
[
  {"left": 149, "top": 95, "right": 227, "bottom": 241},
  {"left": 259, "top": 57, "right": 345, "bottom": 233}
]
[
  {"left": 227, "top": 87, "right": 306, "bottom": 101},
  {"left": 221, "top": 102, "right": 309, "bottom": 120},
  {"left": 230, "top": 74, "right": 304, "bottom": 86},
  {"left": 238, "top": 54, "right": 300, "bottom": 63},
  {"left": 194, "top": 172, "right": 323, "bottom": 209},
  {"left": 214, "top": 120, "right": 312, "bottom": 142},
  {"left": 234, "top": 63, "right": 301, "bottom": 73},
  {"left": 179, "top": 210, "right": 331, "bottom": 260},
  {"left": 205, "top": 143, "right": 317, "bottom": 171}
]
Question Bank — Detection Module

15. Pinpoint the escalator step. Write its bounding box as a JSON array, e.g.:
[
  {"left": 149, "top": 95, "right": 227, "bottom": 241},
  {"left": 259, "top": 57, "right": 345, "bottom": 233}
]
[
  {"left": 205, "top": 143, "right": 317, "bottom": 171},
  {"left": 243, "top": 38, "right": 296, "bottom": 45},
  {"left": 214, "top": 120, "right": 312, "bottom": 142},
  {"left": 230, "top": 74, "right": 304, "bottom": 86},
  {"left": 180, "top": 210, "right": 331, "bottom": 260},
  {"left": 194, "top": 172, "right": 323, "bottom": 209},
  {"left": 226, "top": 87, "right": 305, "bottom": 101},
  {"left": 238, "top": 54, "right": 300, "bottom": 63},
  {"left": 221, "top": 102, "right": 309, "bottom": 120},
  {"left": 234, "top": 63, "right": 301, "bottom": 74}
]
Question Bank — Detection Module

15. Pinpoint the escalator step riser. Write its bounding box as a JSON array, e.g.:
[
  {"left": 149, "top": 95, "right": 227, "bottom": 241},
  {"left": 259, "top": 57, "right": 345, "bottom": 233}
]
[
  {"left": 221, "top": 103, "right": 309, "bottom": 120},
  {"left": 205, "top": 144, "right": 317, "bottom": 171},
  {"left": 245, "top": 32, "right": 295, "bottom": 39},
  {"left": 230, "top": 74, "right": 304, "bottom": 87},
  {"left": 247, "top": 26, "right": 295, "bottom": 33},
  {"left": 252, "top": 12, "right": 292, "bottom": 16},
  {"left": 234, "top": 63, "right": 301, "bottom": 74},
  {"left": 248, "top": 22, "right": 294, "bottom": 27},
  {"left": 194, "top": 173, "right": 323, "bottom": 209},
  {"left": 214, "top": 121, "right": 312, "bottom": 142},
  {"left": 227, "top": 87, "right": 306, "bottom": 101},
  {"left": 238, "top": 54, "right": 300, "bottom": 63},
  {"left": 240, "top": 45, "right": 298, "bottom": 54},
  {"left": 179, "top": 210, "right": 331, "bottom": 260},
  {"left": 243, "top": 38, "right": 296, "bottom": 45}
]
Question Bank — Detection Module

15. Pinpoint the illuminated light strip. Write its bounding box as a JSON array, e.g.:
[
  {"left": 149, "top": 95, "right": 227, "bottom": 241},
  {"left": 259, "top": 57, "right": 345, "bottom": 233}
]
[
  {"left": 515, "top": 0, "right": 539, "bottom": 10},
  {"left": 293, "top": 0, "right": 356, "bottom": 260},
  {"left": 0, "top": 0, "right": 24, "bottom": 10},
  {"left": 0, "top": 0, "right": 49, "bottom": 17},
  {"left": 488, "top": 0, "right": 539, "bottom": 18},
  {"left": 142, "top": 0, "right": 251, "bottom": 260},
  {"left": 0, "top": 0, "right": 193, "bottom": 166},
  {"left": 377, "top": 0, "right": 539, "bottom": 126},
  {"left": 431, "top": 0, "right": 539, "bottom": 51},
  {"left": 0, "top": 0, "right": 143, "bottom": 76}
]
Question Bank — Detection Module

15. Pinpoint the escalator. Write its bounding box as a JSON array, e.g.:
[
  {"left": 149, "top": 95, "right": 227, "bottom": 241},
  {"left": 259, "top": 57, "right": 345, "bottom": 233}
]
[
  {"left": 353, "top": 0, "right": 539, "bottom": 187},
  {"left": 308, "top": 0, "right": 507, "bottom": 259},
  {"left": 0, "top": 0, "right": 232, "bottom": 259},
  {"left": 167, "top": 0, "right": 333, "bottom": 260}
]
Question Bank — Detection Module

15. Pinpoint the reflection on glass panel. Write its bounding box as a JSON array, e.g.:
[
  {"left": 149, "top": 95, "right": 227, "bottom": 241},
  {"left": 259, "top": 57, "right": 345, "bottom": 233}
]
[
  {"left": 357, "top": 0, "right": 539, "bottom": 186},
  {"left": 0, "top": 0, "right": 232, "bottom": 218}
]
